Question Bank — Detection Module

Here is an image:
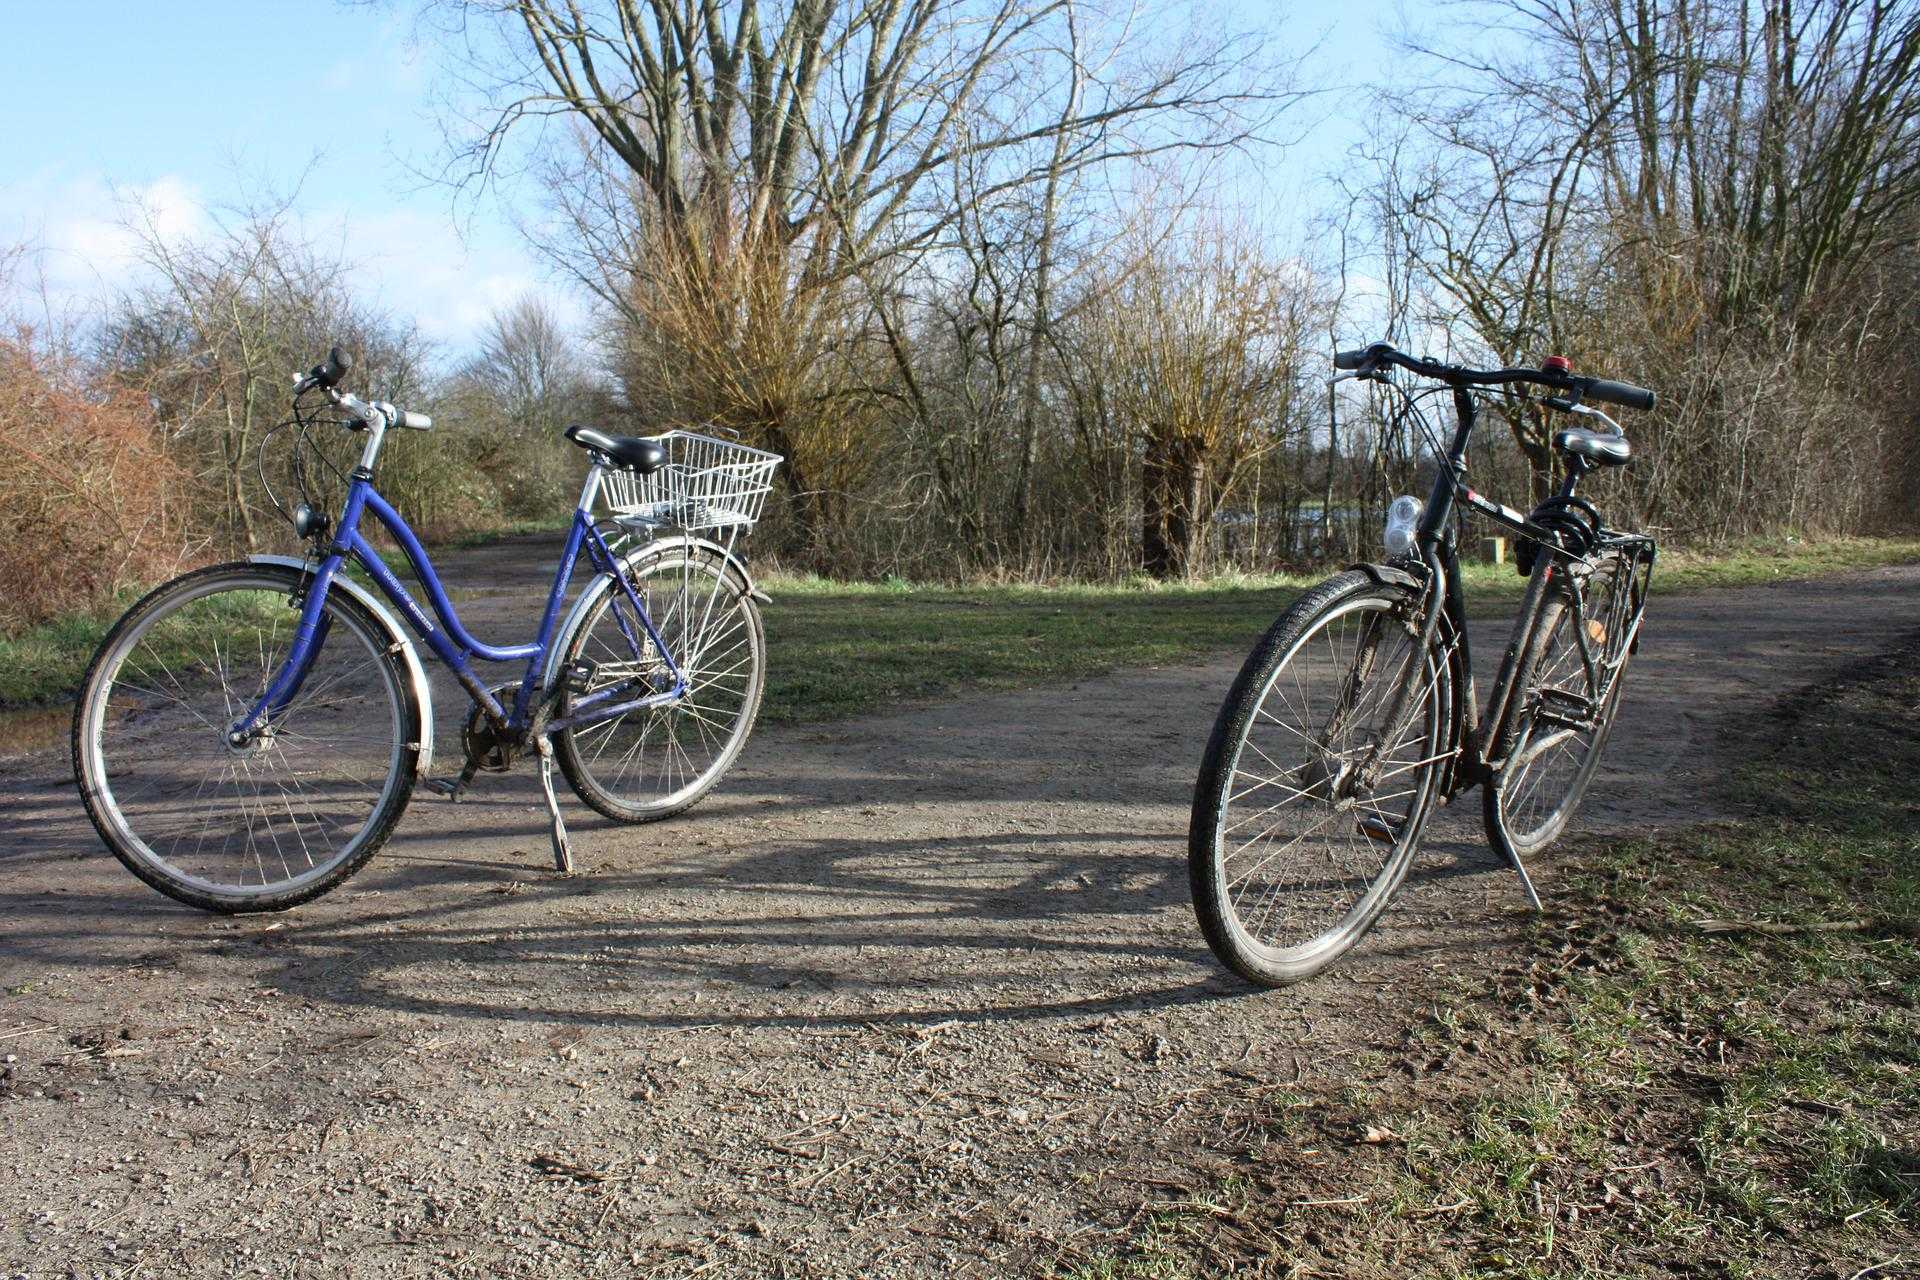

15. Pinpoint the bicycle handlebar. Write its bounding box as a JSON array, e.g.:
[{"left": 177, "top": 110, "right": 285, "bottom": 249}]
[
  {"left": 308, "top": 345, "right": 352, "bottom": 390},
  {"left": 1334, "top": 342, "right": 1656, "bottom": 412},
  {"left": 294, "top": 346, "right": 432, "bottom": 430},
  {"left": 1580, "top": 378, "right": 1656, "bottom": 412}
]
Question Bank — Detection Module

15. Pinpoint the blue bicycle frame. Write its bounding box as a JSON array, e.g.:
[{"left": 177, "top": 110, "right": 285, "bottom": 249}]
[{"left": 229, "top": 451, "right": 686, "bottom": 745}]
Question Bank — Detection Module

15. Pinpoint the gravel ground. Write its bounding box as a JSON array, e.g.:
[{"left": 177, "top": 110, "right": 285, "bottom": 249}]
[{"left": 2, "top": 558, "right": 1915, "bottom": 1278}]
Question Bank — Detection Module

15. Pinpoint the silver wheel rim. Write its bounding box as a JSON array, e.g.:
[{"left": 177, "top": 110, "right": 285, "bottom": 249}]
[
  {"left": 81, "top": 573, "right": 407, "bottom": 900},
  {"left": 1213, "top": 594, "right": 1445, "bottom": 967}
]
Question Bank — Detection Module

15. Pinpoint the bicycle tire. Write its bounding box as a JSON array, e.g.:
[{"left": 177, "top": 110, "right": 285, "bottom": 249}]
[
  {"left": 1483, "top": 549, "right": 1637, "bottom": 864},
  {"left": 1189, "top": 570, "right": 1452, "bottom": 986},
  {"left": 554, "top": 544, "right": 766, "bottom": 823},
  {"left": 72, "top": 562, "right": 420, "bottom": 913}
]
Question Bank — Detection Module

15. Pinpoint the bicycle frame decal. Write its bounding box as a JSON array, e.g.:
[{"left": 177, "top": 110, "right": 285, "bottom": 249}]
[{"left": 232, "top": 473, "right": 687, "bottom": 741}]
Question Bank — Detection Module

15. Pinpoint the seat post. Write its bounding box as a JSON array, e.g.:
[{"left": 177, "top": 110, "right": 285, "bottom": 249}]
[
  {"left": 1555, "top": 454, "right": 1590, "bottom": 501},
  {"left": 577, "top": 460, "right": 608, "bottom": 515}
]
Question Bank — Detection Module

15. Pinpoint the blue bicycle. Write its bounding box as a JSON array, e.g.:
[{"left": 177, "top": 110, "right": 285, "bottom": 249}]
[{"left": 72, "top": 347, "right": 780, "bottom": 912}]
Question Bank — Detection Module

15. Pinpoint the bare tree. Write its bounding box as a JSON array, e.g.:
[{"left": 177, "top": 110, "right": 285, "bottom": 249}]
[
  {"left": 1371, "top": 0, "right": 1920, "bottom": 534},
  {"left": 1072, "top": 225, "right": 1328, "bottom": 578},
  {"left": 438, "top": 295, "right": 595, "bottom": 518},
  {"left": 104, "top": 192, "right": 431, "bottom": 551},
  {"left": 417, "top": 0, "right": 1302, "bottom": 560}
]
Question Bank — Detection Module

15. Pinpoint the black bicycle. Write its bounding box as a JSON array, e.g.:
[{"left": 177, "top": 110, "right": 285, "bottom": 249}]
[{"left": 1189, "top": 342, "right": 1658, "bottom": 985}]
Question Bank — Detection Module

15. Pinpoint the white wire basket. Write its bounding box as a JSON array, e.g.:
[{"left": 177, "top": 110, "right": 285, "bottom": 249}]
[{"left": 601, "top": 430, "right": 784, "bottom": 532}]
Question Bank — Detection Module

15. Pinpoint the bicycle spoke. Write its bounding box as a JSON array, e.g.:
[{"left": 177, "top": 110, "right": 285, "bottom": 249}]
[{"left": 557, "top": 554, "right": 763, "bottom": 818}]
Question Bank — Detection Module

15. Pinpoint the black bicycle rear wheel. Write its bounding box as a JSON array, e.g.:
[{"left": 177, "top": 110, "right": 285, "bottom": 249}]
[
  {"left": 1484, "top": 550, "right": 1639, "bottom": 863},
  {"left": 1189, "top": 571, "right": 1451, "bottom": 987}
]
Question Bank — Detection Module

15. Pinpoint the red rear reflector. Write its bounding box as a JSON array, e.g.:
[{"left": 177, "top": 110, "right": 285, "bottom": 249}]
[{"left": 1542, "top": 355, "right": 1572, "bottom": 373}]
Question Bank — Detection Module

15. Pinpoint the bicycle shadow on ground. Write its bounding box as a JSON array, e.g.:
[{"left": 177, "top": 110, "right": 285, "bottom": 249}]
[{"left": 0, "top": 809, "right": 1523, "bottom": 1036}]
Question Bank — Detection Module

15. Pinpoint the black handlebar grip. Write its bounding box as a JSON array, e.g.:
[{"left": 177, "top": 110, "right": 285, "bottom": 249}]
[
  {"left": 1333, "top": 348, "right": 1367, "bottom": 370},
  {"left": 1583, "top": 377, "right": 1655, "bottom": 412},
  {"left": 312, "top": 345, "right": 352, "bottom": 389}
]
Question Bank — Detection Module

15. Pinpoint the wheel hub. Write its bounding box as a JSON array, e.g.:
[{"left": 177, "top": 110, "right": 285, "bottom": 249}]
[{"left": 224, "top": 726, "right": 275, "bottom": 758}]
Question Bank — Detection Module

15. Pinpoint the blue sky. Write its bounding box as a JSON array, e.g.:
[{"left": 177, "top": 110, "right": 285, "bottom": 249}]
[
  {"left": 2, "top": 1, "right": 1406, "bottom": 358},
  {"left": 3, "top": 2, "right": 549, "bottom": 350}
]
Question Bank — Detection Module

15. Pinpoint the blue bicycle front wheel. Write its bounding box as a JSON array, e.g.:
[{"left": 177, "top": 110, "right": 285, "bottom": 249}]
[{"left": 72, "top": 563, "right": 422, "bottom": 912}]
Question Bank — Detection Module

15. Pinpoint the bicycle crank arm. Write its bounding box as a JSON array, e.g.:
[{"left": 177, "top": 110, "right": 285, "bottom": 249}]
[{"left": 420, "top": 755, "right": 484, "bottom": 802}]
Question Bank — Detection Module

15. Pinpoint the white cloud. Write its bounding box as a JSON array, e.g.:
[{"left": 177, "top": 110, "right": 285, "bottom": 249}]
[
  {"left": 318, "top": 203, "right": 588, "bottom": 350},
  {"left": 0, "top": 166, "right": 583, "bottom": 356},
  {"left": 0, "top": 172, "right": 213, "bottom": 319}
]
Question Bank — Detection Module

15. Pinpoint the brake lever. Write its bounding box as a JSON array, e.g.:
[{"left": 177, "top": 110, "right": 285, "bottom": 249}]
[
  {"left": 1564, "top": 401, "right": 1625, "bottom": 434},
  {"left": 1541, "top": 394, "right": 1625, "bottom": 435}
]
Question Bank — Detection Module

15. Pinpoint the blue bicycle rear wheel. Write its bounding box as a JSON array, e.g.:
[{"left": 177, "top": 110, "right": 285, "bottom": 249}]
[{"left": 554, "top": 545, "right": 765, "bottom": 823}]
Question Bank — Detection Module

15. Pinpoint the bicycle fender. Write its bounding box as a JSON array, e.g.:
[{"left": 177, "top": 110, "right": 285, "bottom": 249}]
[
  {"left": 645, "top": 534, "right": 772, "bottom": 604},
  {"left": 1345, "top": 560, "right": 1427, "bottom": 593},
  {"left": 541, "top": 537, "right": 767, "bottom": 694},
  {"left": 248, "top": 554, "right": 435, "bottom": 776}
]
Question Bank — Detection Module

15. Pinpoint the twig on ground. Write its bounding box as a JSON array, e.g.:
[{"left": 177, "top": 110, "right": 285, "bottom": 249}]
[
  {"left": 1846, "top": 1259, "right": 1904, "bottom": 1280},
  {"left": 1407, "top": 1199, "right": 1475, "bottom": 1217},
  {"left": 793, "top": 1155, "right": 864, "bottom": 1192},
  {"left": 1690, "top": 917, "right": 1872, "bottom": 936},
  {"left": 530, "top": 1153, "right": 639, "bottom": 1184}
]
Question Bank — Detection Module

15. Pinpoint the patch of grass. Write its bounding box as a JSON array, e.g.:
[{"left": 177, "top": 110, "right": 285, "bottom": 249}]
[
  {"left": 753, "top": 535, "right": 1920, "bottom": 723},
  {"left": 0, "top": 579, "right": 317, "bottom": 711},
  {"left": 0, "top": 609, "right": 118, "bottom": 708},
  {"left": 1064, "top": 632, "right": 1920, "bottom": 1277},
  {"left": 5, "top": 536, "right": 1919, "bottom": 717},
  {"left": 1653, "top": 533, "right": 1920, "bottom": 593},
  {"left": 753, "top": 572, "right": 1317, "bottom": 723}
]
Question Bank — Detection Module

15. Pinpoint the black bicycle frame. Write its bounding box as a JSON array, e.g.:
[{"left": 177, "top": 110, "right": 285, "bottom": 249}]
[{"left": 1391, "top": 387, "right": 1615, "bottom": 798}]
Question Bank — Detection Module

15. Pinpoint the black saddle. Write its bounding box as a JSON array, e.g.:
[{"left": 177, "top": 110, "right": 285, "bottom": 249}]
[
  {"left": 565, "top": 425, "right": 667, "bottom": 474},
  {"left": 1554, "top": 427, "right": 1631, "bottom": 467}
]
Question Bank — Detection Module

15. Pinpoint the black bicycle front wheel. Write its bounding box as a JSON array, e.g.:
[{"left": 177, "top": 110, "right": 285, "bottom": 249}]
[{"left": 1189, "top": 570, "right": 1452, "bottom": 987}]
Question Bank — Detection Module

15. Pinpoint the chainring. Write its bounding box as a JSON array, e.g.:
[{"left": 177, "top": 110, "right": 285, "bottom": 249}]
[{"left": 461, "top": 685, "right": 524, "bottom": 772}]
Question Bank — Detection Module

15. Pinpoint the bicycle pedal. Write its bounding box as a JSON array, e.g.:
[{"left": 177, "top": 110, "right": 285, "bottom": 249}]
[
  {"left": 420, "top": 777, "right": 461, "bottom": 799},
  {"left": 1537, "top": 687, "right": 1592, "bottom": 714}
]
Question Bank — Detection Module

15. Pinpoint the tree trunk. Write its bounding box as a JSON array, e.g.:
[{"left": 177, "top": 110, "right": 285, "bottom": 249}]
[{"left": 1142, "top": 432, "right": 1206, "bottom": 579}]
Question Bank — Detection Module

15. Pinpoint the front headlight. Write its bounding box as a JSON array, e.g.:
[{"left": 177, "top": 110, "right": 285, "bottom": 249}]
[{"left": 1383, "top": 495, "right": 1423, "bottom": 558}]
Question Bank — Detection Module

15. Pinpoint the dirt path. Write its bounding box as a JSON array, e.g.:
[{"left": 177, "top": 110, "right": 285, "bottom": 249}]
[{"left": 2, "top": 561, "right": 1915, "bottom": 1278}]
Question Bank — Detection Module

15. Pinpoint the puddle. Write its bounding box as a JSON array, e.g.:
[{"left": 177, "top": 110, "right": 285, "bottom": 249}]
[{"left": 0, "top": 704, "right": 69, "bottom": 760}]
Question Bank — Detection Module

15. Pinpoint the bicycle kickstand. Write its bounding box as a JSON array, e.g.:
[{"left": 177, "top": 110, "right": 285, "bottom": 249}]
[
  {"left": 532, "top": 735, "right": 575, "bottom": 874},
  {"left": 1505, "top": 850, "right": 1545, "bottom": 913}
]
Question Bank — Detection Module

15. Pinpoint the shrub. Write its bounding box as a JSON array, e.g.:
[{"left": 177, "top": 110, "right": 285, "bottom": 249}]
[{"left": 0, "top": 333, "right": 194, "bottom": 633}]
